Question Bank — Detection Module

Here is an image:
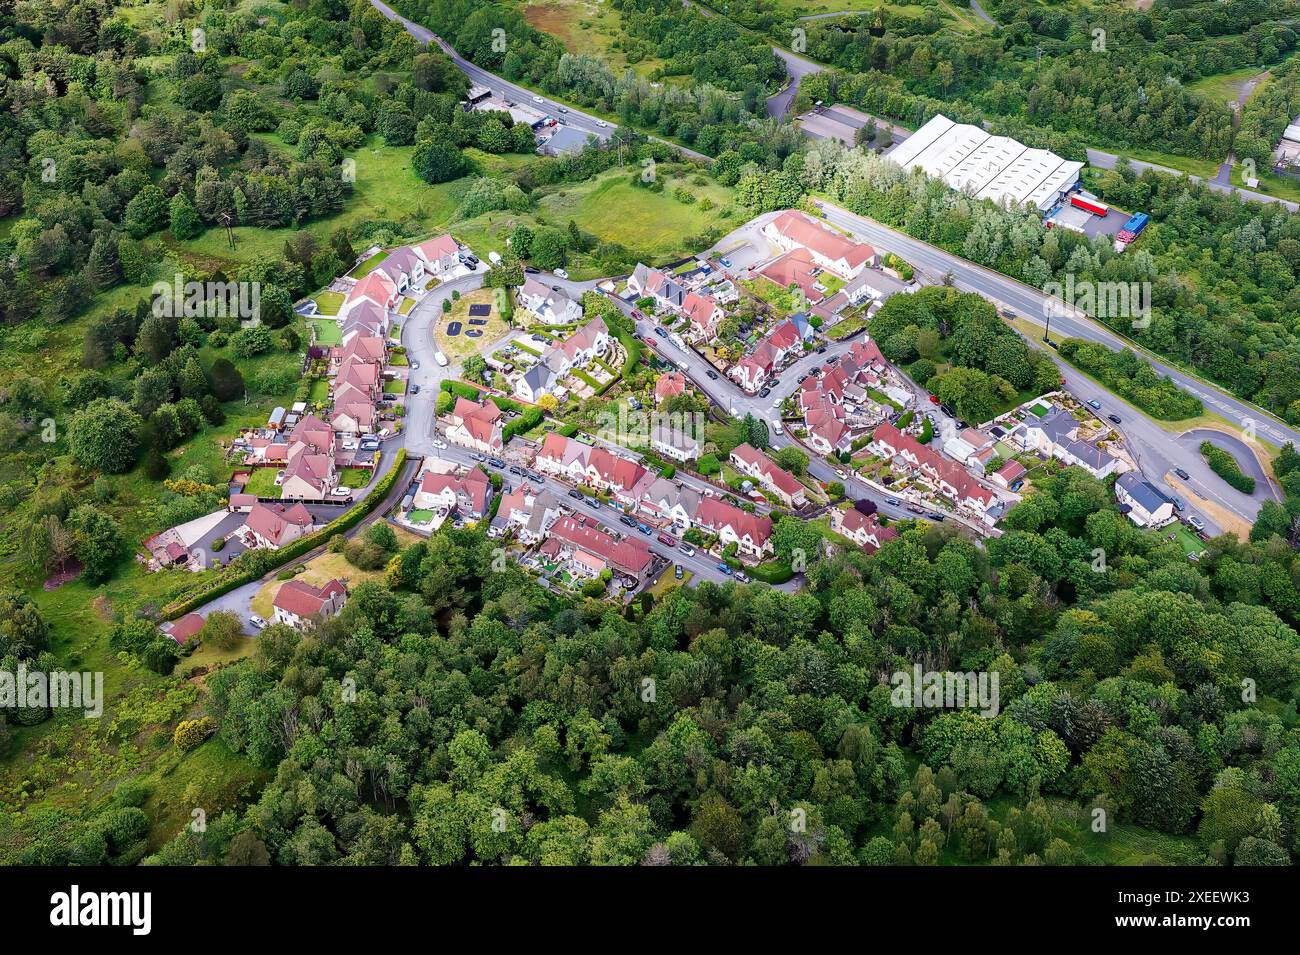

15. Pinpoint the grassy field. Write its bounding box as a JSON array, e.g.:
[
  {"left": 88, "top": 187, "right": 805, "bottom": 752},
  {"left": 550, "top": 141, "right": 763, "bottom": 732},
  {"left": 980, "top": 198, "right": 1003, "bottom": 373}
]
[
  {"left": 1095, "top": 145, "right": 1222, "bottom": 180},
  {"left": 164, "top": 139, "right": 531, "bottom": 272},
  {"left": 435, "top": 288, "right": 508, "bottom": 362},
  {"left": 311, "top": 290, "right": 344, "bottom": 315},
  {"left": 249, "top": 547, "right": 394, "bottom": 619},
  {"left": 309, "top": 319, "right": 342, "bottom": 345},
  {"left": 455, "top": 167, "right": 737, "bottom": 277},
  {"left": 520, "top": 0, "right": 667, "bottom": 80},
  {"left": 242, "top": 467, "right": 281, "bottom": 497}
]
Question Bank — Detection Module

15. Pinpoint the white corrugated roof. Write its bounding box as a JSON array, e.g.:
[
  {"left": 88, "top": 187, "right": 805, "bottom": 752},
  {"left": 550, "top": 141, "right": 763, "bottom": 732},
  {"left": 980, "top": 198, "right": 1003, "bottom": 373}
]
[{"left": 887, "top": 113, "right": 1081, "bottom": 211}]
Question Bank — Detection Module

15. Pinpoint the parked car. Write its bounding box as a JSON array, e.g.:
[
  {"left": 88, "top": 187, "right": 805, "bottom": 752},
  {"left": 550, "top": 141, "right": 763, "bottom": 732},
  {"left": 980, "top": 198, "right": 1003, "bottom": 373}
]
[
  {"left": 411, "top": 361, "right": 420, "bottom": 371},
  {"left": 706, "top": 369, "right": 719, "bottom": 380},
  {"left": 1108, "top": 414, "right": 1122, "bottom": 424},
  {"left": 331, "top": 486, "right": 352, "bottom": 497},
  {"left": 716, "top": 562, "right": 733, "bottom": 575},
  {"left": 734, "top": 570, "right": 751, "bottom": 583},
  {"left": 1188, "top": 515, "right": 1206, "bottom": 533},
  {"left": 928, "top": 395, "right": 940, "bottom": 405},
  {"left": 620, "top": 515, "right": 639, "bottom": 528},
  {"left": 907, "top": 504, "right": 925, "bottom": 515},
  {"left": 524, "top": 266, "right": 540, "bottom": 274},
  {"left": 654, "top": 326, "right": 667, "bottom": 337},
  {"left": 555, "top": 268, "right": 569, "bottom": 279},
  {"left": 675, "top": 564, "right": 684, "bottom": 579},
  {"left": 1046, "top": 339, "right": 1060, "bottom": 350},
  {"left": 679, "top": 544, "right": 696, "bottom": 557},
  {"left": 773, "top": 424, "right": 784, "bottom": 436},
  {"left": 887, "top": 497, "right": 902, "bottom": 507},
  {"left": 488, "top": 457, "right": 506, "bottom": 469},
  {"left": 409, "top": 385, "right": 420, "bottom": 395},
  {"left": 657, "top": 533, "right": 676, "bottom": 547},
  {"left": 758, "top": 387, "right": 772, "bottom": 398},
  {"left": 567, "top": 489, "right": 584, "bottom": 500},
  {"left": 508, "top": 465, "right": 524, "bottom": 476},
  {"left": 342, "top": 440, "right": 357, "bottom": 451},
  {"left": 817, "top": 346, "right": 827, "bottom": 354},
  {"left": 929, "top": 513, "right": 946, "bottom": 522},
  {"left": 471, "top": 452, "right": 486, "bottom": 461},
  {"left": 1172, "top": 496, "right": 1185, "bottom": 512},
  {"left": 248, "top": 614, "right": 267, "bottom": 630},
  {"left": 939, "top": 404, "right": 955, "bottom": 417},
  {"left": 432, "top": 439, "right": 447, "bottom": 450},
  {"left": 825, "top": 354, "right": 840, "bottom": 364},
  {"left": 771, "top": 397, "right": 782, "bottom": 408},
  {"left": 1174, "top": 468, "right": 1191, "bottom": 481},
  {"left": 637, "top": 523, "right": 653, "bottom": 535},
  {"left": 1086, "top": 399, "right": 1101, "bottom": 410},
  {"left": 527, "top": 472, "right": 544, "bottom": 484}
]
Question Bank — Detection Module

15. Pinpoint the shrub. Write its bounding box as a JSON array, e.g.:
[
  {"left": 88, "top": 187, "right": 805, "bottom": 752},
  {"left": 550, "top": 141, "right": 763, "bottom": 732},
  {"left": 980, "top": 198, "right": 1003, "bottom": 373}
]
[
  {"left": 173, "top": 717, "right": 216, "bottom": 750},
  {"left": 1200, "top": 441, "right": 1256, "bottom": 493}
]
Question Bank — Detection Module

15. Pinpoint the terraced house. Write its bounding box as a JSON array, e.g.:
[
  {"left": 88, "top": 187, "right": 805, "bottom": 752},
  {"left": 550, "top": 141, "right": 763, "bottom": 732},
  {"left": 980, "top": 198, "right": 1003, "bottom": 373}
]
[
  {"left": 730, "top": 443, "right": 807, "bottom": 508},
  {"left": 442, "top": 396, "right": 504, "bottom": 455},
  {"left": 535, "top": 433, "right": 648, "bottom": 507}
]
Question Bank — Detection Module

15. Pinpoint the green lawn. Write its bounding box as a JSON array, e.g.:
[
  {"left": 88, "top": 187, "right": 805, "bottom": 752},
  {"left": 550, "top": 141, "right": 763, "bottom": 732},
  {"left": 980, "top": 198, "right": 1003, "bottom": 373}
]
[
  {"left": 350, "top": 250, "right": 388, "bottom": 278},
  {"left": 309, "top": 319, "right": 342, "bottom": 346},
  {"left": 308, "top": 378, "right": 330, "bottom": 401},
  {"left": 338, "top": 467, "right": 374, "bottom": 488},
  {"left": 312, "top": 290, "right": 344, "bottom": 315},
  {"left": 242, "top": 467, "right": 281, "bottom": 497}
]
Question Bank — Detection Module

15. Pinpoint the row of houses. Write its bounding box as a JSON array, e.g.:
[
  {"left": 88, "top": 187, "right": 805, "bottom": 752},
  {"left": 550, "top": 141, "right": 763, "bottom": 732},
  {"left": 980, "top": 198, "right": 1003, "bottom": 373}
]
[
  {"left": 534, "top": 433, "right": 775, "bottom": 558},
  {"left": 730, "top": 443, "right": 807, "bottom": 508},
  {"left": 731, "top": 314, "right": 815, "bottom": 393},
  {"left": 829, "top": 507, "right": 899, "bottom": 553},
  {"left": 796, "top": 338, "right": 906, "bottom": 455},
  {"left": 626, "top": 263, "right": 725, "bottom": 341},
  {"left": 513, "top": 317, "right": 611, "bottom": 403},
  {"left": 490, "top": 489, "right": 656, "bottom": 582},
  {"left": 336, "top": 235, "right": 461, "bottom": 339},
  {"left": 869, "top": 421, "right": 1001, "bottom": 517}
]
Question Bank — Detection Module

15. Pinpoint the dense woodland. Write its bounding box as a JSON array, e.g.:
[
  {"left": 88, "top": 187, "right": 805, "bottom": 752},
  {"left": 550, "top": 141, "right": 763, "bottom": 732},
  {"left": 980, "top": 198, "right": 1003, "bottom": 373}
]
[{"left": 75, "top": 464, "right": 1292, "bottom": 866}]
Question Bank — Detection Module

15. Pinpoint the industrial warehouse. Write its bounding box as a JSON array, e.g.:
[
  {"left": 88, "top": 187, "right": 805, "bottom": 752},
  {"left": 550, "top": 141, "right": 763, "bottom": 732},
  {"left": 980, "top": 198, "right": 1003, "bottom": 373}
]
[{"left": 886, "top": 113, "right": 1084, "bottom": 213}]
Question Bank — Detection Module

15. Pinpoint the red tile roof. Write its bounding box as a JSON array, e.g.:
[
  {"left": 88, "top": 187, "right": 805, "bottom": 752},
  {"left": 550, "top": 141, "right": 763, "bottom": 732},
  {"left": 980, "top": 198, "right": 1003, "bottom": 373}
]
[
  {"left": 770, "top": 211, "right": 875, "bottom": 271},
  {"left": 164, "top": 613, "right": 205, "bottom": 645},
  {"left": 551, "top": 516, "right": 653, "bottom": 576},
  {"left": 245, "top": 501, "right": 314, "bottom": 546},
  {"left": 273, "top": 578, "right": 346, "bottom": 618}
]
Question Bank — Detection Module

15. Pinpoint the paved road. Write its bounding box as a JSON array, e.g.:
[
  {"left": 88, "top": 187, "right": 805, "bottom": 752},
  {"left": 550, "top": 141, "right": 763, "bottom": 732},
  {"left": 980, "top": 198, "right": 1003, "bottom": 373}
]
[
  {"left": 767, "top": 47, "right": 828, "bottom": 119},
  {"left": 370, "top": 0, "right": 713, "bottom": 161},
  {"left": 812, "top": 198, "right": 1300, "bottom": 450},
  {"left": 1086, "top": 148, "right": 1298, "bottom": 212},
  {"left": 969, "top": 0, "right": 996, "bottom": 25}
]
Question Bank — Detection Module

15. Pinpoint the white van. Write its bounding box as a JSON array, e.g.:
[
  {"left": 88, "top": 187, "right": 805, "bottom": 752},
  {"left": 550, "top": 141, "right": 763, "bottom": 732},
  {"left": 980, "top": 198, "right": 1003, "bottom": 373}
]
[{"left": 434, "top": 350, "right": 449, "bottom": 367}]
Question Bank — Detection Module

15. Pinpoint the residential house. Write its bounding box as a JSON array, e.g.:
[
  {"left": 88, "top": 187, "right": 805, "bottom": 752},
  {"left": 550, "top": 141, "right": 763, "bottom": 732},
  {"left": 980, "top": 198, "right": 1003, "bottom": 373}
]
[
  {"left": 288, "top": 413, "right": 335, "bottom": 456},
  {"left": 1115, "top": 472, "right": 1175, "bottom": 527},
  {"left": 413, "top": 234, "right": 461, "bottom": 276},
  {"left": 626, "top": 263, "right": 687, "bottom": 311},
  {"left": 491, "top": 488, "right": 562, "bottom": 543},
  {"left": 695, "top": 497, "right": 773, "bottom": 559},
  {"left": 272, "top": 578, "right": 348, "bottom": 630},
  {"left": 762, "top": 210, "right": 878, "bottom": 278},
  {"left": 160, "top": 613, "right": 205, "bottom": 645},
  {"left": 515, "top": 362, "right": 557, "bottom": 403},
  {"left": 280, "top": 448, "right": 335, "bottom": 501},
  {"left": 519, "top": 277, "right": 583, "bottom": 325},
  {"left": 334, "top": 356, "right": 383, "bottom": 402},
  {"left": 655, "top": 371, "right": 688, "bottom": 405},
  {"left": 548, "top": 515, "right": 655, "bottom": 580},
  {"left": 331, "top": 396, "right": 376, "bottom": 436},
  {"left": 371, "top": 246, "right": 426, "bottom": 294},
  {"left": 730, "top": 443, "right": 807, "bottom": 508},
  {"left": 804, "top": 398, "right": 852, "bottom": 455},
  {"left": 539, "top": 317, "right": 610, "bottom": 375},
  {"left": 830, "top": 507, "right": 899, "bottom": 553},
  {"left": 242, "top": 502, "right": 315, "bottom": 549},
  {"left": 413, "top": 466, "right": 491, "bottom": 520},
  {"left": 344, "top": 271, "right": 399, "bottom": 314},
  {"left": 1017, "top": 408, "right": 1122, "bottom": 478},
  {"left": 943, "top": 428, "right": 997, "bottom": 470},
  {"left": 636, "top": 476, "right": 701, "bottom": 532},
  {"left": 339, "top": 298, "right": 389, "bottom": 339},
  {"left": 990, "top": 459, "right": 1026, "bottom": 489},
  {"left": 442, "top": 396, "right": 504, "bottom": 454},
  {"left": 681, "top": 291, "right": 723, "bottom": 341},
  {"left": 651, "top": 425, "right": 702, "bottom": 463},
  {"left": 760, "top": 247, "right": 824, "bottom": 305},
  {"left": 332, "top": 333, "right": 386, "bottom": 368}
]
